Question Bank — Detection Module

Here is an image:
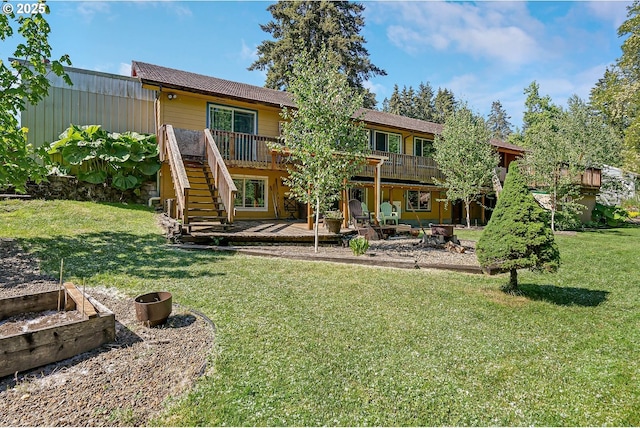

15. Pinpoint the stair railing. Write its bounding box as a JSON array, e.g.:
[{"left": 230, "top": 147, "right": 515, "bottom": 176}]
[
  {"left": 161, "top": 124, "right": 191, "bottom": 225},
  {"left": 204, "top": 129, "right": 238, "bottom": 224}
]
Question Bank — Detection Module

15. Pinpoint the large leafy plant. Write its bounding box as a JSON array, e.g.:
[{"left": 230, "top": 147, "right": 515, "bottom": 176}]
[{"left": 47, "top": 125, "right": 160, "bottom": 191}]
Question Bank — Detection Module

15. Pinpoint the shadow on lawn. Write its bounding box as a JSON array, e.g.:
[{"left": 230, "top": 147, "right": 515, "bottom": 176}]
[
  {"left": 20, "top": 231, "right": 232, "bottom": 280},
  {"left": 518, "top": 283, "right": 609, "bottom": 307}
]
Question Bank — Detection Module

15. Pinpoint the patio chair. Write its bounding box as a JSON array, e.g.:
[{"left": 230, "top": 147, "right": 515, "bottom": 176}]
[
  {"left": 379, "top": 202, "right": 399, "bottom": 225},
  {"left": 361, "top": 202, "right": 371, "bottom": 219},
  {"left": 349, "top": 199, "right": 371, "bottom": 226}
]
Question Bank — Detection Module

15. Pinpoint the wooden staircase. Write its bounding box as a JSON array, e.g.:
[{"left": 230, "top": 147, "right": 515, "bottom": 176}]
[
  {"left": 183, "top": 160, "right": 233, "bottom": 233},
  {"left": 159, "top": 125, "right": 238, "bottom": 237}
]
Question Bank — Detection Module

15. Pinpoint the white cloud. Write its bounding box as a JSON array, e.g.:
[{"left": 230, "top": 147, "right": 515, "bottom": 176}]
[
  {"left": 239, "top": 39, "right": 257, "bottom": 63},
  {"left": 165, "top": 2, "right": 192, "bottom": 18},
  {"left": 363, "top": 79, "right": 387, "bottom": 101},
  {"left": 585, "top": 1, "right": 630, "bottom": 29},
  {"left": 76, "top": 1, "right": 111, "bottom": 22},
  {"left": 380, "top": 1, "right": 544, "bottom": 67},
  {"left": 118, "top": 62, "right": 131, "bottom": 77}
]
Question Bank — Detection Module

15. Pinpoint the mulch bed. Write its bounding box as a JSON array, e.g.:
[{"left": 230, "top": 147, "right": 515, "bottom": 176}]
[{"left": 0, "top": 238, "right": 215, "bottom": 427}]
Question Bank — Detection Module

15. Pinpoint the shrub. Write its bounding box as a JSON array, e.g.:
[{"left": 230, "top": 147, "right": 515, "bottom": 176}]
[
  {"left": 554, "top": 210, "right": 582, "bottom": 231},
  {"left": 47, "top": 125, "right": 160, "bottom": 191},
  {"left": 349, "top": 236, "right": 369, "bottom": 256},
  {"left": 591, "top": 203, "right": 629, "bottom": 227},
  {"left": 477, "top": 162, "right": 560, "bottom": 292}
]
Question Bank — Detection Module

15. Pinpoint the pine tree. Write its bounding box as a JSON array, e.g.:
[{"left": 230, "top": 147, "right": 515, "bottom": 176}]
[
  {"left": 476, "top": 161, "right": 560, "bottom": 292},
  {"left": 249, "top": 1, "right": 386, "bottom": 109},
  {"left": 382, "top": 84, "right": 401, "bottom": 115},
  {"left": 487, "top": 100, "right": 513, "bottom": 141},
  {"left": 416, "top": 82, "right": 436, "bottom": 122},
  {"left": 434, "top": 88, "right": 456, "bottom": 124}
]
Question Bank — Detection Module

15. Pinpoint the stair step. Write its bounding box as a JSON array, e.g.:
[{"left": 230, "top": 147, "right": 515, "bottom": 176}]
[
  {"left": 189, "top": 216, "right": 227, "bottom": 221},
  {"left": 189, "top": 200, "right": 223, "bottom": 205}
]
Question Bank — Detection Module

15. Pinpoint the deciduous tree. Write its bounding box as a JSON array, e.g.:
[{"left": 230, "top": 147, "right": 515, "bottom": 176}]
[
  {"left": 278, "top": 48, "right": 369, "bottom": 252},
  {"left": 0, "top": 2, "right": 72, "bottom": 192},
  {"left": 477, "top": 161, "right": 560, "bottom": 292},
  {"left": 520, "top": 83, "right": 621, "bottom": 230},
  {"left": 249, "top": 0, "right": 385, "bottom": 109},
  {"left": 433, "top": 104, "right": 498, "bottom": 228},
  {"left": 589, "top": 1, "right": 640, "bottom": 172}
]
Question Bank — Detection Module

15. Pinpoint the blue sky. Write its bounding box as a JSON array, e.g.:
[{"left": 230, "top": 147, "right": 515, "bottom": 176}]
[{"left": 3, "top": 0, "right": 632, "bottom": 128}]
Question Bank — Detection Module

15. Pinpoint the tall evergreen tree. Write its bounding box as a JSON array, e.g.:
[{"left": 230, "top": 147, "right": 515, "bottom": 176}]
[
  {"left": 477, "top": 161, "right": 560, "bottom": 292},
  {"left": 434, "top": 88, "right": 456, "bottom": 124},
  {"left": 249, "top": 1, "right": 386, "bottom": 109},
  {"left": 415, "top": 82, "right": 436, "bottom": 122},
  {"left": 382, "top": 84, "right": 401, "bottom": 115},
  {"left": 487, "top": 100, "right": 513, "bottom": 141}
]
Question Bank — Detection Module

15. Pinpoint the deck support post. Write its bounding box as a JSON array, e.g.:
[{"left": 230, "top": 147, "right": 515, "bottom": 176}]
[{"left": 375, "top": 163, "right": 381, "bottom": 223}]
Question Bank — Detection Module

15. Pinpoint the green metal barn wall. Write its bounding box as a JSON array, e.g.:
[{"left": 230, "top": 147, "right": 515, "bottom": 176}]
[{"left": 21, "top": 66, "right": 157, "bottom": 148}]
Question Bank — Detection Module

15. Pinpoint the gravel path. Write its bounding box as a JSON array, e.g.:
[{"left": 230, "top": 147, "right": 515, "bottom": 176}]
[
  {"left": 0, "top": 238, "right": 215, "bottom": 427},
  {"left": 223, "top": 236, "right": 479, "bottom": 269}
]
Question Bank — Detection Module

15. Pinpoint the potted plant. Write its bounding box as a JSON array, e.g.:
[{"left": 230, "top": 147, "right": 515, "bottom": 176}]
[{"left": 324, "top": 210, "right": 344, "bottom": 234}]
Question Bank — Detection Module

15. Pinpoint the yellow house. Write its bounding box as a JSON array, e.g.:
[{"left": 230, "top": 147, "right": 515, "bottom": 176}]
[{"left": 132, "top": 61, "right": 600, "bottom": 230}]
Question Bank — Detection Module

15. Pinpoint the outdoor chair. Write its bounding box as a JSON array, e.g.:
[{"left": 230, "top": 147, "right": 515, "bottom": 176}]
[
  {"left": 361, "top": 202, "right": 371, "bottom": 219},
  {"left": 349, "top": 199, "right": 371, "bottom": 227},
  {"left": 379, "top": 202, "right": 399, "bottom": 225}
]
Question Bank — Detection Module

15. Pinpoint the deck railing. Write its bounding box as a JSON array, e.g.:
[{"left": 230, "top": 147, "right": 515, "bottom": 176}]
[
  {"left": 362, "top": 151, "right": 444, "bottom": 183},
  {"left": 204, "top": 129, "right": 238, "bottom": 224},
  {"left": 209, "top": 129, "right": 281, "bottom": 169},
  {"left": 580, "top": 167, "right": 601, "bottom": 188},
  {"left": 160, "top": 124, "right": 190, "bottom": 224}
]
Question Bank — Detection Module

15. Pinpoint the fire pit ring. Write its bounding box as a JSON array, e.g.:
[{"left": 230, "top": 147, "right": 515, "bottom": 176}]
[{"left": 134, "top": 291, "right": 173, "bottom": 327}]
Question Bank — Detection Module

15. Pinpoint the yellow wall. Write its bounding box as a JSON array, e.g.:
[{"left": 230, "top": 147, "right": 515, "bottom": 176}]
[
  {"left": 153, "top": 88, "right": 282, "bottom": 136},
  {"left": 227, "top": 167, "right": 291, "bottom": 220},
  {"left": 367, "top": 124, "right": 435, "bottom": 155}
]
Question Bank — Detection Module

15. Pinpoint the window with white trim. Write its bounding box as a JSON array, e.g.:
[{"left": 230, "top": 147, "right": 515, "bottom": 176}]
[
  {"left": 372, "top": 130, "right": 401, "bottom": 153},
  {"left": 414, "top": 137, "right": 434, "bottom": 157},
  {"left": 208, "top": 104, "right": 256, "bottom": 134},
  {"left": 406, "top": 190, "right": 432, "bottom": 211},
  {"left": 233, "top": 176, "right": 267, "bottom": 210}
]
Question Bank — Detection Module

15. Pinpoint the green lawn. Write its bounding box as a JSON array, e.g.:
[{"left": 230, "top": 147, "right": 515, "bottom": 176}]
[{"left": 1, "top": 199, "right": 639, "bottom": 426}]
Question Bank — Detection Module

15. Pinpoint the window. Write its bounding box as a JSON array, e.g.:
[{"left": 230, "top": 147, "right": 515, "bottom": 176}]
[
  {"left": 372, "top": 130, "right": 401, "bottom": 153},
  {"left": 209, "top": 104, "right": 258, "bottom": 161},
  {"left": 233, "top": 176, "right": 267, "bottom": 210},
  {"left": 406, "top": 190, "right": 432, "bottom": 211},
  {"left": 414, "top": 137, "right": 434, "bottom": 157},
  {"left": 208, "top": 104, "right": 256, "bottom": 134}
]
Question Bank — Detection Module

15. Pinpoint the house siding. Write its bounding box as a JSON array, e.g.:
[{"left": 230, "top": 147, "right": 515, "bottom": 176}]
[{"left": 21, "top": 67, "right": 155, "bottom": 148}]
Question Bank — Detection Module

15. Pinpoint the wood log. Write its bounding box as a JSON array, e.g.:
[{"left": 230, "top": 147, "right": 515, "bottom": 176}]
[
  {"left": 444, "top": 240, "right": 466, "bottom": 253},
  {"left": 0, "top": 290, "right": 63, "bottom": 321},
  {"left": 64, "top": 283, "right": 98, "bottom": 318},
  {"left": 0, "top": 312, "right": 115, "bottom": 378}
]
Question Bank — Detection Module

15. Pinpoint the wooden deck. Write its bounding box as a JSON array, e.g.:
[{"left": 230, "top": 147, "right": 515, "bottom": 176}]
[{"left": 185, "top": 220, "right": 357, "bottom": 244}]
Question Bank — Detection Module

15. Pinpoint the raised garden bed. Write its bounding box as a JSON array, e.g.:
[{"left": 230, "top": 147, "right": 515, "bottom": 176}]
[{"left": 0, "top": 283, "right": 115, "bottom": 378}]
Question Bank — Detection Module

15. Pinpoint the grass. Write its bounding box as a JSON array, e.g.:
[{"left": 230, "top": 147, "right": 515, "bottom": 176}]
[{"left": 1, "top": 199, "right": 639, "bottom": 426}]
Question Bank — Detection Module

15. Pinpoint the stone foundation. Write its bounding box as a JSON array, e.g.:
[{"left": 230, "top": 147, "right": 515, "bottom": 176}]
[{"left": 24, "top": 175, "right": 158, "bottom": 205}]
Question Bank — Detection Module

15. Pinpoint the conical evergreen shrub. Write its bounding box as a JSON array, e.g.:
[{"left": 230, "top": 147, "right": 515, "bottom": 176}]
[{"left": 477, "top": 161, "right": 560, "bottom": 291}]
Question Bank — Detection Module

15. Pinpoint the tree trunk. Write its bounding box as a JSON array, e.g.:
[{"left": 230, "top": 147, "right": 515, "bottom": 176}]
[
  {"left": 507, "top": 268, "right": 518, "bottom": 292},
  {"left": 550, "top": 188, "right": 557, "bottom": 232},
  {"left": 314, "top": 197, "right": 320, "bottom": 253},
  {"left": 465, "top": 199, "right": 471, "bottom": 228}
]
